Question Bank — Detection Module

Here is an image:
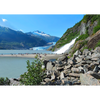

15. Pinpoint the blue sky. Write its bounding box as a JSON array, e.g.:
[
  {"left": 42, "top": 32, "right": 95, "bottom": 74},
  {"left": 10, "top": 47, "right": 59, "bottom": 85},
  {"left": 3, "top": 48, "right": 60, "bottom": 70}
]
[{"left": 0, "top": 14, "right": 84, "bottom": 37}]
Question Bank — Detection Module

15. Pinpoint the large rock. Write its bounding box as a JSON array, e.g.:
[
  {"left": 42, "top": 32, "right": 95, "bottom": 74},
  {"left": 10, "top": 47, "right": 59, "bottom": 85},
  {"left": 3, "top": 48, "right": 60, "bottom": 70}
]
[
  {"left": 64, "top": 65, "right": 71, "bottom": 69},
  {"left": 94, "top": 47, "right": 100, "bottom": 53},
  {"left": 92, "top": 53, "right": 100, "bottom": 58},
  {"left": 44, "top": 78, "right": 51, "bottom": 82},
  {"left": 46, "top": 62, "right": 53, "bottom": 71},
  {"left": 68, "top": 73, "right": 80, "bottom": 78},
  {"left": 80, "top": 74, "right": 100, "bottom": 85},
  {"left": 71, "top": 67, "right": 83, "bottom": 73},
  {"left": 57, "top": 56, "right": 68, "bottom": 62},
  {"left": 83, "top": 65, "right": 89, "bottom": 73},
  {"left": 91, "top": 58, "right": 99, "bottom": 61},
  {"left": 73, "top": 50, "right": 81, "bottom": 56},
  {"left": 43, "top": 60, "right": 49, "bottom": 68},
  {"left": 68, "top": 59, "right": 73, "bottom": 65},
  {"left": 93, "top": 66, "right": 99, "bottom": 72},
  {"left": 51, "top": 72, "right": 55, "bottom": 80},
  {"left": 84, "top": 56, "right": 92, "bottom": 60},
  {"left": 57, "top": 67, "right": 64, "bottom": 72},
  {"left": 75, "top": 57, "right": 82, "bottom": 63},
  {"left": 90, "top": 63, "right": 96, "bottom": 70},
  {"left": 60, "top": 72, "right": 64, "bottom": 79},
  {"left": 83, "top": 49, "right": 89, "bottom": 56},
  {"left": 74, "top": 63, "right": 83, "bottom": 68}
]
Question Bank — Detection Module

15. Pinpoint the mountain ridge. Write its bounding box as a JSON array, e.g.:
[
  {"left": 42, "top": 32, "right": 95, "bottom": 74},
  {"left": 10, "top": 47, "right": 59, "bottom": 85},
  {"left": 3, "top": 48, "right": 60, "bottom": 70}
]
[
  {"left": 0, "top": 26, "right": 48, "bottom": 49},
  {"left": 26, "top": 30, "right": 60, "bottom": 43}
]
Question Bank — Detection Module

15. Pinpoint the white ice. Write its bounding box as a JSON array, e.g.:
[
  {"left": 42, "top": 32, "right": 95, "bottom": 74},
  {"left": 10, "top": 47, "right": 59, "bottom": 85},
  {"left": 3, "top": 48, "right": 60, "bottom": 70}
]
[{"left": 53, "top": 37, "right": 78, "bottom": 54}]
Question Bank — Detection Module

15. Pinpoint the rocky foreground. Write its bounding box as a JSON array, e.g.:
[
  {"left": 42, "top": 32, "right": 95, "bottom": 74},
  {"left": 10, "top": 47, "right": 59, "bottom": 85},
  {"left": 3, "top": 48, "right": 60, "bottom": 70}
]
[
  {"left": 10, "top": 47, "right": 100, "bottom": 88},
  {"left": 41, "top": 47, "right": 100, "bottom": 85}
]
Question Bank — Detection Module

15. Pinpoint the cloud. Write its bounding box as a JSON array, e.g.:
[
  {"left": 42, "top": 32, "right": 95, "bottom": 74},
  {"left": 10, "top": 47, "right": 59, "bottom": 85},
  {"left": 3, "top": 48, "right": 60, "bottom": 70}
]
[{"left": 2, "top": 18, "right": 7, "bottom": 22}]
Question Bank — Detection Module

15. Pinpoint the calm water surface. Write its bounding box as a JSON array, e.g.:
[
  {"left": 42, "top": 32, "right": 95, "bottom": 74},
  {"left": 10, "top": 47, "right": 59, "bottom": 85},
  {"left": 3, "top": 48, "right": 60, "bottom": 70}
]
[{"left": 0, "top": 50, "right": 53, "bottom": 78}]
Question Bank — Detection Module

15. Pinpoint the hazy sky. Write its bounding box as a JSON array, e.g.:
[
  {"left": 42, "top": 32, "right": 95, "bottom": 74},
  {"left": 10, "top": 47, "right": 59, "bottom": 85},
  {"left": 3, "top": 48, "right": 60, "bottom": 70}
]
[{"left": 0, "top": 14, "right": 84, "bottom": 37}]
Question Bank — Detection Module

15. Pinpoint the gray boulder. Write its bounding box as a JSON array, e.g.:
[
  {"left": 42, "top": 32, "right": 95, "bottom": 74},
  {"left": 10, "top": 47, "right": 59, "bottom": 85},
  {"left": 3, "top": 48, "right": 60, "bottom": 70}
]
[
  {"left": 90, "top": 63, "right": 96, "bottom": 70},
  {"left": 83, "top": 65, "right": 89, "bottom": 73},
  {"left": 60, "top": 72, "right": 64, "bottom": 80},
  {"left": 46, "top": 62, "right": 53, "bottom": 71},
  {"left": 83, "top": 49, "right": 89, "bottom": 56},
  {"left": 57, "top": 67, "right": 64, "bottom": 72},
  {"left": 64, "top": 65, "right": 71, "bottom": 69},
  {"left": 73, "top": 50, "right": 81, "bottom": 56},
  {"left": 94, "top": 47, "right": 100, "bottom": 53},
  {"left": 84, "top": 56, "right": 92, "bottom": 60},
  {"left": 91, "top": 58, "right": 99, "bottom": 61},
  {"left": 71, "top": 67, "right": 83, "bottom": 73},
  {"left": 57, "top": 56, "right": 68, "bottom": 62},
  {"left": 75, "top": 57, "right": 82, "bottom": 63},
  {"left": 44, "top": 78, "right": 51, "bottom": 82},
  {"left": 68, "top": 59, "right": 73, "bottom": 65},
  {"left": 93, "top": 66, "right": 99, "bottom": 73},
  {"left": 80, "top": 74, "right": 100, "bottom": 85},
  {"left": 92, "top": 53, "right": 100, "bottom": 58},
  {"left": 51, "top": 72, "right": 55, "bottom": 80},
  {"left": 43, "top": 60, "right": 49, "bottom": 68}
]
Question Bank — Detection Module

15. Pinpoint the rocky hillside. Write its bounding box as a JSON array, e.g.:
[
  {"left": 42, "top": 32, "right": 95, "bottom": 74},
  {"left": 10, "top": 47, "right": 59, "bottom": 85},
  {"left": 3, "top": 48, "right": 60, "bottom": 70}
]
[{"left": 52, "top": 15, "right": 100, "bottom": 53}]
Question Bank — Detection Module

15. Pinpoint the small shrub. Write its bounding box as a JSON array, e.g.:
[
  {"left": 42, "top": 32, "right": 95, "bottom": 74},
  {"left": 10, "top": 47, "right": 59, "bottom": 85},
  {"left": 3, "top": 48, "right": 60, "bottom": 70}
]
[
  {"left": 0, "top": 77, "right": 10, "bottom": 85},
  {"left": 67, "top": 56, "right": 70, "bottom": 59},
  {"left": 93, "top": 25, "right": 100, "bottom": 34},
  {"left": 20, "top": 55, "right": 46, "bottom": 85}
]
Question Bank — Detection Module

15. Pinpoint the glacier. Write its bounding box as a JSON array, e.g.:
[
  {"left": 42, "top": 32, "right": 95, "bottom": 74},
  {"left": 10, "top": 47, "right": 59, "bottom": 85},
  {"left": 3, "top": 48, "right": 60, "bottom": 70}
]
[
  {"left": 53, "top": 37, "right": 78, "bottom": 54},
  {"left": 33, "top": 42, "right": 56, "bottom": 50}
]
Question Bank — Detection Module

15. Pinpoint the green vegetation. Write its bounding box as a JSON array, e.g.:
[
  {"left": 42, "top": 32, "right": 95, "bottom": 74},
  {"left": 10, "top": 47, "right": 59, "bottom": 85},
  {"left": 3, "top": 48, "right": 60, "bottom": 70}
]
[
  {"left": 52, "top": 15, "right": 100, "bottom": 51},
  {"left": 0, "top": 77, "right": 10, "bottom": 85},
  {"left": 76, "top": 33, "right": 89, "bottom": 41},
  {"left": 56, "top": 31, "right": 80, "bottom": 49},
  {"left": 82, "top": 15, "right": 100, "bottom": 23},
  {"left": 0, "top": 26, "right": 47, "bottom": 49},
  {"left": 80, "top": 40, "right": 88, "bottom": 47},
  {"left": 76, "top": 27, "right": 89, "bottom": 42},
  {"left": 93, "top": 25, "right": 100, "bottom": 34},
  {"left": 20, "top": 55, "right": 46, "bottom": 85}
]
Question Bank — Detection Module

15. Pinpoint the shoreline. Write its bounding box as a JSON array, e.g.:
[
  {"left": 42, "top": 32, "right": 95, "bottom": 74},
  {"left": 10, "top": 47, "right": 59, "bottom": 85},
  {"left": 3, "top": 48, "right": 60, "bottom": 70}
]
[{"left": 0, "top": 53, "right": 62, "bottom": 60}]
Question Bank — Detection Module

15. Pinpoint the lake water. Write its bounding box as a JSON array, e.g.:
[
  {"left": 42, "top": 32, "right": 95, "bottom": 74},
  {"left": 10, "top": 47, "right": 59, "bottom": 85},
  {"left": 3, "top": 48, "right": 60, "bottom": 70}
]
[{"left": 0, "top": 50, "right": 53, "bottom": 78}]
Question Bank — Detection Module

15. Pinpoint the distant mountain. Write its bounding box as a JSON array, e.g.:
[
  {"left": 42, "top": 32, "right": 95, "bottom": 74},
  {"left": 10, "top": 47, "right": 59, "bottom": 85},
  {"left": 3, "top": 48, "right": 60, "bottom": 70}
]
[
  {"left": 26, "top": 30, "right": 60, "bottom": 42},
  {"left": 0, "top": 26, "right": 47, "bottom": 49}
]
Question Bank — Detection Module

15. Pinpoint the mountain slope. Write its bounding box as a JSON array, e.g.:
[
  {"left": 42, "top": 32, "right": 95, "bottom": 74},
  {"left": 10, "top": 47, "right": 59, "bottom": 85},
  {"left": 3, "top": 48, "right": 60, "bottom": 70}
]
[
  {"left": 26, "top": 30, "right": 60, "bottom": 42},
  {"left": 52, "top": 15, "right": 100, "bottom": 57},
  {"left": 0, "top": 26, "right": 47, "bottom": 49}
]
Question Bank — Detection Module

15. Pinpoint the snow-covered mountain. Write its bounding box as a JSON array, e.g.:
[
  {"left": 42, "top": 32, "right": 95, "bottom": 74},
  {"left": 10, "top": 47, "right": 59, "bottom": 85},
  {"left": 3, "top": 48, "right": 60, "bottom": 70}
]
[
  {"left": 33, "top": 30, "right": 50, "bottom": 37},
  {"left": 26, "top": 30, "right": 60, "bottom": 43}
]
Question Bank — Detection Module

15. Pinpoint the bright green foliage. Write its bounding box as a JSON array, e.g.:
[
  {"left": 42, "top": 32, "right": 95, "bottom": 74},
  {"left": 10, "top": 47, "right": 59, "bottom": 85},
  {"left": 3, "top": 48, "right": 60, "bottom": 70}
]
[
  {"left": 20, "top": 56, "right": 46, "bottom": 85},
  {"left": 76, "top": 33, "right": 89, "bottom": 41},
  {"left": 93, "top": 25, "right": 100, "bottom": 34},
  {"left": 82, "top": 15, "right": 100, "bottom": 23}
]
